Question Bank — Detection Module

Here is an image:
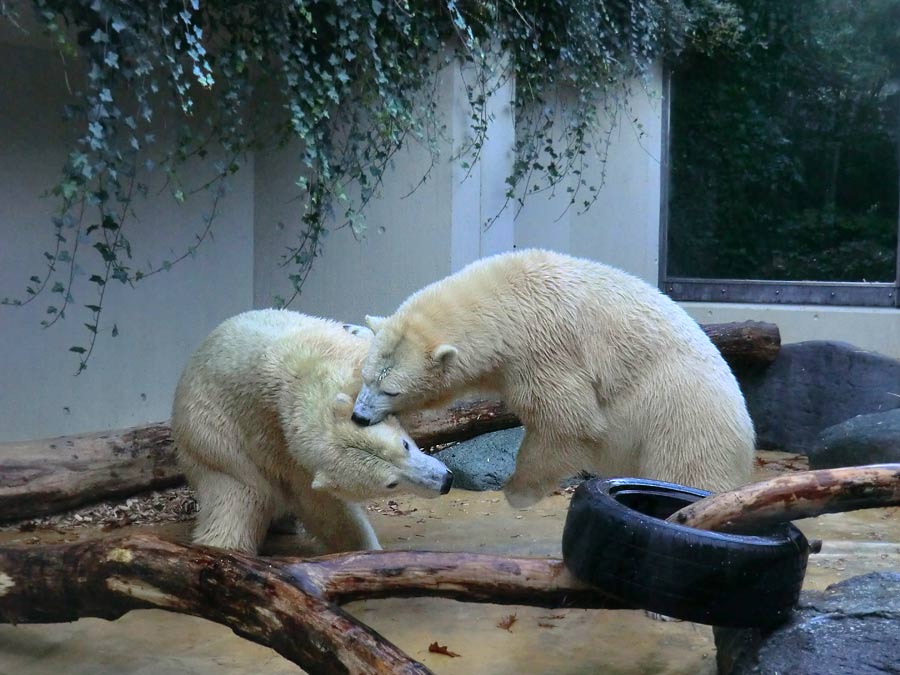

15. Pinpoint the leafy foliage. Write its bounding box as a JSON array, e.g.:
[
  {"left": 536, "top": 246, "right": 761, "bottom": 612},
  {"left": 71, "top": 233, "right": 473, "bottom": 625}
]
[
  {"left": 668, "top": 0, "right": 900, "bottom": 283},
  {"left": 1, "top": 0, "right": 740, "bottom": 370}
]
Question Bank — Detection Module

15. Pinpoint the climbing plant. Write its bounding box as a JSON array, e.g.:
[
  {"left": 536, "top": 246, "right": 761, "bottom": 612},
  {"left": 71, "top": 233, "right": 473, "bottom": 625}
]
[{"left": 1, "top": 0, "right": 742, "bottom": 371}]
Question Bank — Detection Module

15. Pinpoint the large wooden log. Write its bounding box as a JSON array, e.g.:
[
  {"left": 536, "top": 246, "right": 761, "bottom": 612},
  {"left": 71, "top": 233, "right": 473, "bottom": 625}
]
[
  {"left": 0, "top": 535, "right": 623, "bottom": 674},
  {"left": 0, "top": 320, "right": 779, "bottom": 522},
  {"left": 701, "top": 320, "right": 780, "bottom": 368},
  {"left": 0, "top": 423, "right": 179, "bottom": 523},
  {"left": 668, "top": 464, "right": 900, "bottom": 533}
]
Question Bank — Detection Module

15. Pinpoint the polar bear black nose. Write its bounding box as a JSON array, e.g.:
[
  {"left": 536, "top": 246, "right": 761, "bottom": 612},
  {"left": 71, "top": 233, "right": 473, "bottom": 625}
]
[
  {"left": 351, "top": 411, "right": 371, "bottom": 426},
  {"left": 440, "top": 471, "right": 454, "bottom": 495}
]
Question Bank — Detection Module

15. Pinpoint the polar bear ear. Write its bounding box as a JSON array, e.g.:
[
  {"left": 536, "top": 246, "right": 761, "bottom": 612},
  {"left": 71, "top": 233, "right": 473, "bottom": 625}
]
[
  {"left": 311, "top": 471, "right": 337, "bottom": 491},
  {"left": 333, "top": 393, "right": 354, "bottom": 419},
  {"left": 432, "top": 344, "right": 458, "bottom": 367},
  {"left": 365, "top": 315, "right": 386, "bottom": 333}
]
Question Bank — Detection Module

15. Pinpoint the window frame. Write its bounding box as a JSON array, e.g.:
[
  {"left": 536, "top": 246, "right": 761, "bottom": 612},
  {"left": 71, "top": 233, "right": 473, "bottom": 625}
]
[{"left": 658, "top": 67, "right": 900, "bottom": 309}]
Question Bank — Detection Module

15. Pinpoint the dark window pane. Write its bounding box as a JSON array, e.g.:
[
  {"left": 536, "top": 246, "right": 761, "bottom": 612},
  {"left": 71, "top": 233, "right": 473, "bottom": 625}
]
[{"left": 668, "top": 0, "right": 900, "bottom": 283}]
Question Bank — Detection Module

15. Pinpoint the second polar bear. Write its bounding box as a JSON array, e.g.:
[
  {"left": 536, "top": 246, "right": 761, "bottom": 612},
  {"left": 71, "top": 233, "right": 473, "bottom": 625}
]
[
  {"left": 172, "top": 309, "right": 453, "bottom": 554},
  {"left": 352, "top": 249, "right": 754, "bottom": 506}
]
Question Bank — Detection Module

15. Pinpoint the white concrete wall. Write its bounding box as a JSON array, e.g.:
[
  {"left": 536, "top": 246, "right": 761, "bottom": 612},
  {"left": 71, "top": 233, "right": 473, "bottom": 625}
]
[
  {"left": 3, "top": 35, "right": 897, "bottom": 444},
  {"left": 253, "top": 131, "right": 455, "bottom": 321},
  {"left": 0, "top": 41, "right": 254, "bottom": 442},
  {"left": 255, "top": 63, "right": 665, "bottom": 326},
  {"left": 253, "top": 57, "right": 519, "bottom": 322},
  {"left": 682, "top": 303, "right": 900, "bottom": 359},
  {"left": 513, "top": 68, "right": 664, "bottom": 282}
]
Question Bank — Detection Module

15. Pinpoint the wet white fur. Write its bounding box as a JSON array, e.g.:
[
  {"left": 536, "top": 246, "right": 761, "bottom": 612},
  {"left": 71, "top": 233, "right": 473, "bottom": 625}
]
[
  {"left": 172, "top": 310, "right": 449, "bottom": 554},
  {"left": 356, "top": 249, "right": 754, "bottom": 506}
]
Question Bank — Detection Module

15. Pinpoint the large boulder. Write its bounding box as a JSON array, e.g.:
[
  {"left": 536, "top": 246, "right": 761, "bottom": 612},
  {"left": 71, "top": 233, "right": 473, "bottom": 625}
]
[
  {"left": 737, "top": 341, "right": 900, "bottom": 454},
  {"left": 808, "top": 409, "right": 900, "bottom": 469},
  {"left": 433, "top": 427, "right": 523, "bottom": 491},
  {"left": 715, "top": 572, "right": 900, "bottom": 675}
]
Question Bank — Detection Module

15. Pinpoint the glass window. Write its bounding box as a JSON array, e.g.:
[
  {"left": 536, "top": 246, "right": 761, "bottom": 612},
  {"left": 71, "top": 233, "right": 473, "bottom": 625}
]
[{"left": 663, "top": 0, "right": 900, "bottom": 306}]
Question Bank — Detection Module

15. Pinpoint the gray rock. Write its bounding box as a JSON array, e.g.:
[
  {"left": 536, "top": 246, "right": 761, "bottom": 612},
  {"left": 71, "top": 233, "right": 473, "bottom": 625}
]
[
  {"left": 808, "top": 409, "right": 900, "bottom": 469},
  {"left": 433, "top": 427, "right": 523, "bottom": 491},
  {"left": 737, "top": 341, "right": 900, "bottom": 454},
  {"left": 715, "top": 572, "right": 900, "bottom": 675}
]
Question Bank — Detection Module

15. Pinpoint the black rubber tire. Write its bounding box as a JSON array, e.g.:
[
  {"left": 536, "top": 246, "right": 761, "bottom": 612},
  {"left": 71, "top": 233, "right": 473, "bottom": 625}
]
[{"left": 562, "top": 478, "right": 810, "bottom": 627}]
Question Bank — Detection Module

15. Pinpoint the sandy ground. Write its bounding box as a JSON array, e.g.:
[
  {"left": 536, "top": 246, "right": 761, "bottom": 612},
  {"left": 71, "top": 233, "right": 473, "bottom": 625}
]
[{"left": 0, "top": 452, "right": 898, "bottom": 675}]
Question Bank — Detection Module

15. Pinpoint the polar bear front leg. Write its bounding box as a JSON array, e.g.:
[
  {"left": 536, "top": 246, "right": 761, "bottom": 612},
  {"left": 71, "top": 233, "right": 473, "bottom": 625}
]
[
  {"left": 294, "top": 489, "right": 381, "bottom": 553},
  {"left": 504, "top": 430, "right": 570, "bottom": 508},
  {"left": 191, "top": 471, "right": 274, "bottom": 554}
]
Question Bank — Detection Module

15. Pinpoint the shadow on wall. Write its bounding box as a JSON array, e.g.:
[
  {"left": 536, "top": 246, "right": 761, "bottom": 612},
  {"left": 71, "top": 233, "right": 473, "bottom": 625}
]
[{"left": 736, "top": 341, "right": 900, "bottom": 466}]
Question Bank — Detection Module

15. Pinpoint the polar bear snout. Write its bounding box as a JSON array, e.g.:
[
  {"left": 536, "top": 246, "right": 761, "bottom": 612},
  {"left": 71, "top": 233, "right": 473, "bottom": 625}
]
[
  {"left": 440, "top": 471, "right": 454, "bottom": 495},
  {"left": 401, "top": 448, "right": 454, "bottom": 498},
  {"left": 352, "top": 384, "right": 389, "bottom": 426},
  {"left": 351, "top": 411, "right": 372, "bottom": 426}
]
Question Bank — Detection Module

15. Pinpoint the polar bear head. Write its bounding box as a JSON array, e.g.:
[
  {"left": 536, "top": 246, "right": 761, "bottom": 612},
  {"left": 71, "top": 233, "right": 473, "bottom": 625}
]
[
  {"left": 316, "top": 393, "right": 453, "bottom": 500},
  {"left": 352, "top": 314, "right": 458, "bottom": 426}
]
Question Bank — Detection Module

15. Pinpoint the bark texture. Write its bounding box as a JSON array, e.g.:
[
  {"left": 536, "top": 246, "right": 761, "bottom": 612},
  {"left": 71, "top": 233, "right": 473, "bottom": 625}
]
[{"left": 0, "top": 535, "right": 622, "bottom": 673}]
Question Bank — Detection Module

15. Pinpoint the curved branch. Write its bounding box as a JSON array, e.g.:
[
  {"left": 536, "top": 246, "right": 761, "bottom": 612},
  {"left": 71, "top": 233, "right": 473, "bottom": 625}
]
[
  {"left": 294, "top": 550, "right": 623, "bottom": 608},
  {"left": 0, "top": 535, "right": 626, "bottom": 673},
  {"left": 668, "top": 464, "right": 900, "bottom": 533},
  {"left": 0, "top": 535, "right": 430, "bottom": 675}
]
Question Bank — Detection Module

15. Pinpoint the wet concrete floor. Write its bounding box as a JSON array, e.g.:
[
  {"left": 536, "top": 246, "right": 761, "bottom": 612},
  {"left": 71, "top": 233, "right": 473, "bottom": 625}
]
[{"left": 0, "top": 452, "right": 898, "bottom": 675}]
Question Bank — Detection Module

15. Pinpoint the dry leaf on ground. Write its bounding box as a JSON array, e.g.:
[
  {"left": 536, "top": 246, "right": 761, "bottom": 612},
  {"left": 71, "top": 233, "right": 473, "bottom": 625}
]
[
  {"left": 497, "top": 613, "right": 517, "bottom": 631},
  {"left": 428, "top": 642, "right": 460, "bottom": 658}
]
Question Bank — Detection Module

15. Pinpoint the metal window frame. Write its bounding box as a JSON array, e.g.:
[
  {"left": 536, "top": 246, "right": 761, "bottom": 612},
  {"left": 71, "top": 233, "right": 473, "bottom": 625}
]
[{"left": 658, "top": 67, "right": 900, "bottom": 309}]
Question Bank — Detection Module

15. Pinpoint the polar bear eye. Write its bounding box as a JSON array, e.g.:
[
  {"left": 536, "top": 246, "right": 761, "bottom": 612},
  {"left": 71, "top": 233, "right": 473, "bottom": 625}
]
[
  {"left": 402, "top": 439, "right": 410, "bottom": 452},
  {"left": 387, "top": 481, "right": 399, "bottom": 489},
  {"left": 383, "top": 390, "right": 400, "bottom": 397}
]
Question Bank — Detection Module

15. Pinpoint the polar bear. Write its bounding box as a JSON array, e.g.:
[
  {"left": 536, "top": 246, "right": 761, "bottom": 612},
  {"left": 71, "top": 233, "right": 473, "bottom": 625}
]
[
  {"left": 172, "top": 309, "right": 453, "bottom": 554},
  {"left": 352, "top": 249, "right": 754, "bottom": 506}
]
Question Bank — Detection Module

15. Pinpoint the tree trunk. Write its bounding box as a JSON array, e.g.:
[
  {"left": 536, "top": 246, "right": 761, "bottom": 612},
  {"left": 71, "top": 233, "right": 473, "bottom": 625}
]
[
  {"left": 0, "top": 320, "right": 780, "bottom": 523},
  {"left": 0, "top": 535, "right": 623, "bottom": 674}
]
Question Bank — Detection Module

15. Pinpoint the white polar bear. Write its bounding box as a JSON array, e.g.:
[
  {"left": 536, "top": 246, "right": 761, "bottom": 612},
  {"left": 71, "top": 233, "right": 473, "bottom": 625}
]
[
  {"left": 352, "top": 249, "right": 754, "bottom": 506},
  {"left": 172, "top": 309, "right": 453, "bottom": 554}
]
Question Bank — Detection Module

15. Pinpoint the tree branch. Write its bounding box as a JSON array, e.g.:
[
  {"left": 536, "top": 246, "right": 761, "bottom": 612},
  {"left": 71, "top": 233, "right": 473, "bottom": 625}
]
[{"left": 0, "top": 535, "right": 624, "bottom": 673}]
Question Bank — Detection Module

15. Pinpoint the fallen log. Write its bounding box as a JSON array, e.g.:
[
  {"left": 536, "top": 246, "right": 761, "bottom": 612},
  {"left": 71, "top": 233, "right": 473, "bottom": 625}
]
[
  {"left": 0, "top": 423, "right": 179, "bottom": 523},
  {"left": 0, "top": 320, "right": 780, "bottom": 522},
  {"left": 700, "top": 320, "right": 780, "bottom": 368},
  {"left": 668, "top": 464, "right": 900, "bottom": 533},
  {"left": 0, "top": 535, "right": 623, "bottom": 674}
]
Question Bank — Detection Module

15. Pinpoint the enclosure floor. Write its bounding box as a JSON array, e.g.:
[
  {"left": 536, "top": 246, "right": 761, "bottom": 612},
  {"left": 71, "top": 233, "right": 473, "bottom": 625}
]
[{"left": 0, "top": 452, "right": 898, "bottom": 675}]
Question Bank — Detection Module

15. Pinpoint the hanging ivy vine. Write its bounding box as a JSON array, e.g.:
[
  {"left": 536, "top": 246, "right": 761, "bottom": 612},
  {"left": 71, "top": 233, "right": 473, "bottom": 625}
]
[{"left": 0, "top": 0, "right": 743, "bottom": 372}]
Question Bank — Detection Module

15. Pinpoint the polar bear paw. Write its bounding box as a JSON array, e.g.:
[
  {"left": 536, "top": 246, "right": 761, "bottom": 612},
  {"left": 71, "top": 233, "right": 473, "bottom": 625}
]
[
  {"left": 503, "top": 482, "right": 546, "bottom": 509},
  {"left": 342, "top": 323, "right": 374, "bottom": 338}
]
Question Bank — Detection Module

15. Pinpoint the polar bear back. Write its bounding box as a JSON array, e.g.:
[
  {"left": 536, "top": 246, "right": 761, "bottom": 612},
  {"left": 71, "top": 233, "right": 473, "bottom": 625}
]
[
  {"left": 365, "top": 248, "right": 755, "bottom": 493},
  {"left": 172, "top": 309, "right": 368, "bottom": 483}
]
